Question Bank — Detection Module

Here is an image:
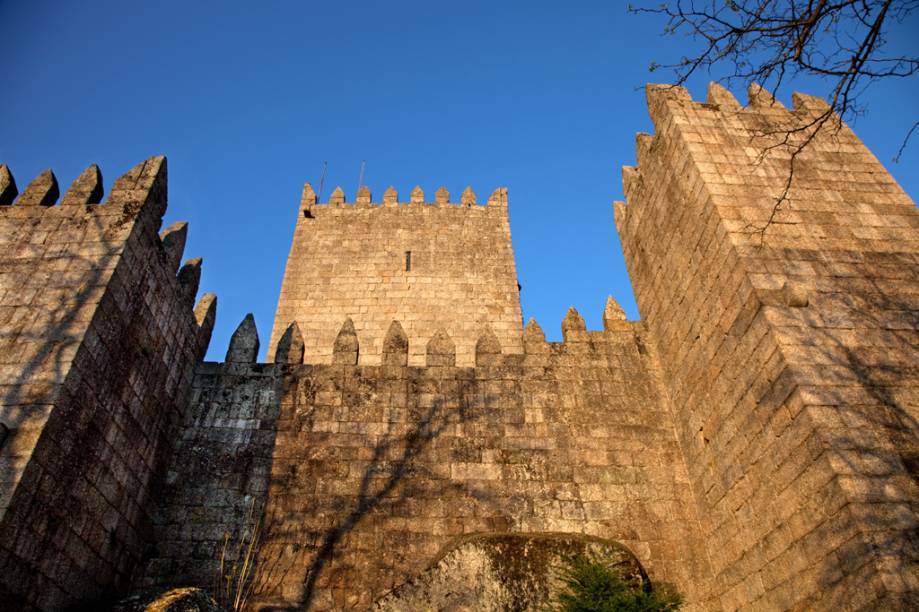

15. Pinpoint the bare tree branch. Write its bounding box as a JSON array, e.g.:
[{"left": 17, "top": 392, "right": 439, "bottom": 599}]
[
  {"left": 894, "top": 119, "right": 919, "bottom": 162},
  {"left": 632, "top": 0, "right": 916, "bottom": 127},
  {"left": 630, "top": 0, "right": 918, "bottom": 238}
]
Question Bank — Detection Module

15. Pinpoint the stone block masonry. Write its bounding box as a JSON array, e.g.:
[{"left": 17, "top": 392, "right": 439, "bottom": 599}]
[
  {"left": 268, "top": 184, "right": 524, "bottom": 367},
  {"left": 154, "top": 308, "right": 711, "bottom": 610},
  {"left": 617, "top": 83, "right": 919, "bottom": 610},
  {"left": 137, "top": 360, "right": 282, "bottom": 590},
  {"left": 0, "top": 158, "right": 216, "bottom": 610}
]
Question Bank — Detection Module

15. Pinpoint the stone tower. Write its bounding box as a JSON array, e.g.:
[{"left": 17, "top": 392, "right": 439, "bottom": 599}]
[
  {"left": 268, "top": 184, "right": 524, "bottom": 366},
  {"left": 617, "top": 83, "right": 919, "bottom": 610}
]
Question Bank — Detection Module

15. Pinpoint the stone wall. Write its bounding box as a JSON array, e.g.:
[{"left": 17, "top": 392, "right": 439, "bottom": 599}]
[
  {"left": 268, "top": 185, "right": 524, "bottom": 367},
  {"left": 247, "top": 308, "right": 710, "bottom": 610},
  {"left": 617, "top": 83, "right": 919, "bottom": 610},
  {"left": 0, "top": 159, "right": 215, "bottom": 610},
  {"left": 137, "top": 360, "right": 282, "bottom": 590}
]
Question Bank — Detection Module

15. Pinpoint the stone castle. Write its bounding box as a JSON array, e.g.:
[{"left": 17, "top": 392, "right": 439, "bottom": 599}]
[{"left": 0, "top": 82, "right": 916, "bottom": 611}]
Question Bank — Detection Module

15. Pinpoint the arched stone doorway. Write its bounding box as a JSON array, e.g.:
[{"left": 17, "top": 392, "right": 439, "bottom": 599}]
[{"left": 374, "top": 532, "right": 653, "bottom": 611}]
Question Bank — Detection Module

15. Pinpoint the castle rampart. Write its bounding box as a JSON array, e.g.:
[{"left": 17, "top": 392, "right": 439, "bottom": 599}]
[{"left": 145, "top": 306, "right": 710, "bottom": 609}]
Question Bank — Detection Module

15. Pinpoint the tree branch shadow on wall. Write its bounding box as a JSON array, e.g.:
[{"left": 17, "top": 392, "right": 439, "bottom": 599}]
[
  {"left": 818, "top": 281, "right": 919, "bottom": 603},
  {"left": 0, "top": 206, "right": 143, "bottom": 606},
  {"left": 765, "top": 274, "right": 919, "bottom": 602},
  {"left": 251, "top": 380, "right": 503, "bottom": 611}
]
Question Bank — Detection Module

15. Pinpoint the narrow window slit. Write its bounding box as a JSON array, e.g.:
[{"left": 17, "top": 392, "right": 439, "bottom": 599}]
[{"left": 405, "top": 251, "right": 412, "bottom": 272}]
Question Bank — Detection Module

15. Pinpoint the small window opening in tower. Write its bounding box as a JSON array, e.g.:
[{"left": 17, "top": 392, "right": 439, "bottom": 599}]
[{"left": 405, "top": 251, "right": 412, "bottom": 272}]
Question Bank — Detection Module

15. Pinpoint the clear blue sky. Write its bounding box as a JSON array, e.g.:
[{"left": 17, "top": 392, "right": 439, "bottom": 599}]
[{"left": 2, "top": 1, "right": 916, "bottom": 361}]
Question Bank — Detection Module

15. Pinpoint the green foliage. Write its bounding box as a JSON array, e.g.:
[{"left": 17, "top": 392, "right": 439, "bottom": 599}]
[{"left": 552, "top": 555, "right": 683, "bottom": 612}]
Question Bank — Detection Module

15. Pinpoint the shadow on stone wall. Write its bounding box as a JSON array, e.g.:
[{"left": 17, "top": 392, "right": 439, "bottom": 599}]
[
  {"left": 756, "top": 275, "right": 919, "bottom": 605},
  {"left": 374, "top": 532, "right": 650, "bottom": 611},
  {"left": 0, "top": 159, "right": 213, "bottom": 610},
  {"left": 0, "top": 200, "right": 129, "bottom": 608},
  {"left": 251, "top": 374, "right": 502, "bottom": 610}
]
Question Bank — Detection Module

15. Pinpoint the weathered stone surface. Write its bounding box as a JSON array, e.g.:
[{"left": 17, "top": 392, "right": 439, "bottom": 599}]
[
  {"left": 375, "top": 533, "right": 648, "bottom": 611},
  {"left": 194, "top": 293, "right": 217, "bottom": 352},
  {"left": 0, "top": 165, "right": 17, "bottom": 205},
  {"left": 487, "top": 187, "right": 507, "bottom": 207},
  {"left": 301, "top": 182, "right": 317, "bottom": 207},
  {"left": 475, "top": 325, "right": 501, "bottom": 366},
  {"left": 635, "top": 133, "right": 654, "bottom": 167},
  {"left": 61, "top": 163, "right": 103, "bottom": 206},
  {"left": 523, "top": 318, "right": 549, "bottom": 355},
  {"left": 329, "top": 186, "right": 345, "bottom": 206},
  {"left": 332, "top": 317, "right": 359, "bottom": 365},
  {"left": 603, "top": 295, "right": 627, "bottom": 330},
  {"left": 621, "top": 165, "right": 640, "bottom": 200},
  {"left": 524, "top": 318, "right": 545, "bottom": 343},
  {"left": 706, "top": 81, "right": 741, "bottom": 109},
  {"left": 177, "top": 258, "right": 202, "bottom": 308},
  {"left": 159, "top": 221, "right": 189, "bottom": 273},
  {"left": 461, "top": 186, "right": 476, "bottom": 206},
  {"left": 275, "top": 321, "right": 305, "bottom": 364},
  {"left": 435, "top": 186, "right": 449, "bottom": 204},
  {"left": 381, "top": 320, "right": 409, "bottom": 366},
  {"left": 747, "top": 82, "right": 783, "bottom": 108},
  {"left": 15, "top": 169, "right": 58, "bottom": 206},
  {"left": 792, "top": 91, "right": 832, "bottom": 113},
  {"left": 561, "top": 306, "right": 586, "bottom": 341},
  {"left": 783, "top": 280, "right": 809, "bottom": 307},
  {"left": 383, "top": 186, "right": 397, "bottom": 204},
  {"left": 108, "top": 155, "right": 168, "bottom": 221},
  {"left": 137, "top": 362, "right": 280, "bottom": 592},
  {"left": 425, "top": 328, "right": 455, "bottom": 366},
  {"left": 226, "top": 314, "right": 259, "bottom": 363},
  {"left": 245, "top": 323, "right": 706, "bottom": 610}
]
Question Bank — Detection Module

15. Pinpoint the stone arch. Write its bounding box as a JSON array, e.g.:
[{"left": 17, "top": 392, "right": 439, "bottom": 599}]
[{"left": 373, "top": 532, "right": 651, "bottom": 611}]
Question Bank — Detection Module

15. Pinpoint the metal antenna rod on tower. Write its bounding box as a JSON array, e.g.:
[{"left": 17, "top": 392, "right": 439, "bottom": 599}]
[
  {"left": 317, "top": 161, "right": 328, "bottom": 202},
  {"left": 357, "top": 160, "right": 366, "bottom": 195}
]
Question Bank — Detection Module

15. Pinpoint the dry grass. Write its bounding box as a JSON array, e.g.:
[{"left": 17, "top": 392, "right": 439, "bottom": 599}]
[{"left": 214, "top": 500, "right": 262, "bottom": 612}]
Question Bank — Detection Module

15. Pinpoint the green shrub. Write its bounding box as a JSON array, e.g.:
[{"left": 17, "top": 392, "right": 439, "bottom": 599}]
[{"left": 552, "top": 554, "right": 682, "bottom": 612}]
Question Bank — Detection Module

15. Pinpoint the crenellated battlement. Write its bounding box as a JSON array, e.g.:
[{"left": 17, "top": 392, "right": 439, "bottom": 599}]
[
  {"left": 642, "top": 80, "right": 833, "bottom": 125},
  {"left": 300, "top": 182, "right": 509, "bottom": 213},
  {"left": 1, "top": 156, "right": 170, "bottom": 214},
  {"left": 614, "top": 81, "right": 853, "bottom": 242},
  {"left": 242, "top": 295, "right": 639, "bottom": 371},
  {"left": 0, "top": 157, "right": 217, "bottom": 343}
]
